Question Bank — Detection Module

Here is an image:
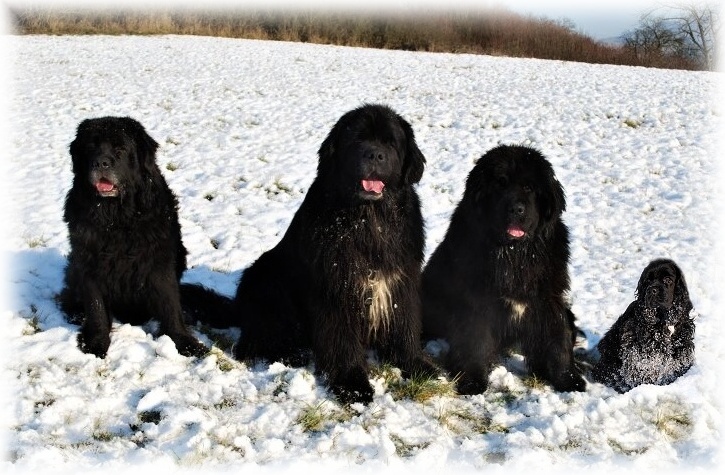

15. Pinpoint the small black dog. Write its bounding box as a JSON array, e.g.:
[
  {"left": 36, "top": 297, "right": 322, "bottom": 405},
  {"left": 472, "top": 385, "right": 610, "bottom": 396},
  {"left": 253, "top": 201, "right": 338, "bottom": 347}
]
[{"left": 592, "top": 258, "right": 695, "bottom": 392}]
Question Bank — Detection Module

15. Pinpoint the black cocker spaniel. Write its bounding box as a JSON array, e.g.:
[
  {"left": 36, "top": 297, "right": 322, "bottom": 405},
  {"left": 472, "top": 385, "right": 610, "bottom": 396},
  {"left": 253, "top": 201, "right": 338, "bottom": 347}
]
[{"left": 592, "top": 258, "right": 695, "bottom": 392}]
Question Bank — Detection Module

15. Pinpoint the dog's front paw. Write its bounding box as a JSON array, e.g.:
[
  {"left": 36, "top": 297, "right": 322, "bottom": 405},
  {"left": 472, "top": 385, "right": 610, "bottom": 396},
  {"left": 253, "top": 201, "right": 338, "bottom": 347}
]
[
  {"left": 551, "top": 368, "right": 587, "bottom": 392},
  {"left": 77, "top": 331, "right": 110, "bottom": 358},
  {"left": 455, "top": 373, "right": 488, "bottom": 395},
  {"left": 170, "top": 333, "right": 208, "bottom": 358},
  {"left": 330, "top": 367, "right": 374, "bottom": 405}
]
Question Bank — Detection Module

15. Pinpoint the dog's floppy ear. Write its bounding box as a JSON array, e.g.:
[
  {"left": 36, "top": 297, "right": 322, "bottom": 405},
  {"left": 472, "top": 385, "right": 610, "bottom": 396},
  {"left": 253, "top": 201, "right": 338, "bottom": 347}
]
[
  {"left": 317, "top": 115, "right": 345, "bottom": 180},
  {"left": 466, "top": 156, "right": 490, "bottom": 205},
  {"left": 670, "top": 261, "right": 693, "bottom": 315},
  {"left": 634, "top": 260, "right": 656, "bottom": 301},
  {"left": 398, "top": 115, "right": 426, "bottom": 185},
  {"left": 549, "top": 175, "right": 566, "bottom": 217},
  {"left": 69, "top": 119, "right": 94, "bottom": 175},
  {"left": 119, "top": 117, "right": 159, "bottom": 176},
  {"left": 540, "top": 163, "right": 566, "bottom": 221}
]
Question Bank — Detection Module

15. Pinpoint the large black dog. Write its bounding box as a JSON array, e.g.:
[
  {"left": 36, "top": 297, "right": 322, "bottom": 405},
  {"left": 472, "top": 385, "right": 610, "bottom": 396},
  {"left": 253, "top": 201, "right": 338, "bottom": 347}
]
[
  {"left": 58, "top": 117, "right": 208, "bottom": 358},
  {"left": 421, "top": 145, "right": 585, "bottom": 395},
  {"left": 592, "top": 258, "right": 695, "bottom": 392},
  {"left": 229, "top": 104, "right": 439, "bottom": 404}
]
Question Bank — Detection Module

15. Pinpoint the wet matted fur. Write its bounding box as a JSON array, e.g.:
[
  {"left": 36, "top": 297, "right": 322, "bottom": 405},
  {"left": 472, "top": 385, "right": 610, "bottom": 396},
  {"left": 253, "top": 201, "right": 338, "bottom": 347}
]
[{"left": 592, "top": 258, "right": 695, "bottom": 392}]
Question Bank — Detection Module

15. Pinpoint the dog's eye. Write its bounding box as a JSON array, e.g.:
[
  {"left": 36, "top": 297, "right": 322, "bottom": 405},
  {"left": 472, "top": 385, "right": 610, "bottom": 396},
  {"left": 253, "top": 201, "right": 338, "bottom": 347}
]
[
  {"left": 522, "top": 184, "right": 532, "bottom": 193},
  {"left": 663, "top": 277, "right": 674, "bottom": 286},
  {"left": 496, "top": 176, "right": 508, "bottom": 187}
]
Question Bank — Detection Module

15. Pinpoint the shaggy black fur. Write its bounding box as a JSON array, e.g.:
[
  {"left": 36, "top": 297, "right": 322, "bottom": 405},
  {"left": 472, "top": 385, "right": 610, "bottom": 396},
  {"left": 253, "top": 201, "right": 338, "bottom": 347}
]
[
  {"left": 592, "top": 258, "right": 695, "bottom": 392},
  {"left": 230, "top": 104, "right": 439, "bottom": 404},
  {"left": 58, "top": 117, "right": 208, "bottom": 358},
  {"left": 421, "top": 144, "right": 586, "bottom": 395}
]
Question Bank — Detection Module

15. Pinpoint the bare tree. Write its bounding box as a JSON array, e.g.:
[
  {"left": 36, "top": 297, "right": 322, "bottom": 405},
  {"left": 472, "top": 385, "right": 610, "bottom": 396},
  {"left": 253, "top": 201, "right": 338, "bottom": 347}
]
[
  {"left": 669, "top": 3, "right": 720, "bottom": 70},
  {"left": 622, "top": 15, "right": 685, "bottom": 61},
  {"left": 656, "top": 2, "right": 719, "bottom": 70}
]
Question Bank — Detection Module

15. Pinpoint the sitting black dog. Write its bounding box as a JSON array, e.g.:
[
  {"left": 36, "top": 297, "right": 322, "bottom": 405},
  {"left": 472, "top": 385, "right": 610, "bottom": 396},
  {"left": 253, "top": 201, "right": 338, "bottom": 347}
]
[
  {"left": 59, "top": 117, "right": 209, "bottom": 358},
  {"left": 592, "top": 258, "right": 695, "bottom": 392},
  {"left": 229, "top": 104, "right": 439, "bottom": 404},
  {"left": 421, "top": 145, "right": 585, "bottom": 394}
]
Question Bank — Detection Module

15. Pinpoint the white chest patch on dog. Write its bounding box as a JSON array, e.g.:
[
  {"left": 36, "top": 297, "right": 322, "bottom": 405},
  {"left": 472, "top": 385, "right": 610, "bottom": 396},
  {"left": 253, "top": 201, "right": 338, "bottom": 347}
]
[
  {"left": 362, "top": 270, "right": 403, "bottom": 335},
  {"left": 504, "top": 298, "right": 528, "bottom": 322}
]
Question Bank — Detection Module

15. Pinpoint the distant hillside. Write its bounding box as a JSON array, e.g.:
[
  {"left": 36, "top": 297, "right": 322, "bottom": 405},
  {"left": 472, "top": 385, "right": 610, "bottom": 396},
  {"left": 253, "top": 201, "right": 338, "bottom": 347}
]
[
  {"left": 599, "top": 36, "right": 626, "bottom": 47},
  {"left": 8, "top": 7, "right": 699, "bottom": 70}
]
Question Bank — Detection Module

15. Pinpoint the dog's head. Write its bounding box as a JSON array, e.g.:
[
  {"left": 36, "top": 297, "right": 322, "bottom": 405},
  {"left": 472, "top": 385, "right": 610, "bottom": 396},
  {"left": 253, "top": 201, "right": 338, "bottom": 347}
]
[
  {"left": 317, "top": 104, "right": 426, "bottom": 203},
  {"left": 69, "top": 117, "right": 159, "bottom": 199},
  {"left": 635, "top": 258, "right": 692, "bottom": 323},
  {"left": 465, "top": 145, "right": 565, "bottom": 244}
]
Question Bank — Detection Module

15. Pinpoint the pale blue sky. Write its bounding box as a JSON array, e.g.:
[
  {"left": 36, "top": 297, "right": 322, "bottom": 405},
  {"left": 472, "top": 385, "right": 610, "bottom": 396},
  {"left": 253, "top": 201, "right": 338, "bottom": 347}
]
[{"left": 494, "top": 0, "right": 667, "bottom": 40}]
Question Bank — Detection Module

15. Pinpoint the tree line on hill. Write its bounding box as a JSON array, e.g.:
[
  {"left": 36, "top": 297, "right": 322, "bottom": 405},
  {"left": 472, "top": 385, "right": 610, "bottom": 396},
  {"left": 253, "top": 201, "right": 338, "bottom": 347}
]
[{"left": 9, "top": 6, "right": 719, "bottom": 71}]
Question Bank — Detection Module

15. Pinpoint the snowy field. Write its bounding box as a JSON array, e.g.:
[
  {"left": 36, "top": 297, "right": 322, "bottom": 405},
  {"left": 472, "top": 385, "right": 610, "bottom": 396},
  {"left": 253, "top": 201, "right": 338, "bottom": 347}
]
[{"left": 2, "top": 34, "right": 724, "bottom": 473}]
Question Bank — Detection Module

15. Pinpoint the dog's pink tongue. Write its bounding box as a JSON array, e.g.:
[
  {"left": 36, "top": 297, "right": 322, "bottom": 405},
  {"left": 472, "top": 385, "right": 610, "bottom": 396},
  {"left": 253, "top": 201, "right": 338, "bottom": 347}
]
[
  {"left": 95, "top": 179, "right": 115, "bottom": 193},
  {"left": 507, "top": 225, "right": 525, "bottom": 238},
  {"left": 362, "top": 179, "right": 385, "bottom": 194}
]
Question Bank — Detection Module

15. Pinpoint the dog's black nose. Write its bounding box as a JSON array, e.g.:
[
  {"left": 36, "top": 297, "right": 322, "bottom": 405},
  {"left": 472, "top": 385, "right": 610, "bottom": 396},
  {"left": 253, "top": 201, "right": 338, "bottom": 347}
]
[
  {"left": 645, "top": 285, "right": 664, "bottom": 308},
  {"left": 92, "top": 157, "right": 112, "bottom": 169},
  {"left": 365, "top": 147, "right": 387, "bottom": 162},
  {"left": 510, "top": 202, "right": 525, "bottom": 216}
]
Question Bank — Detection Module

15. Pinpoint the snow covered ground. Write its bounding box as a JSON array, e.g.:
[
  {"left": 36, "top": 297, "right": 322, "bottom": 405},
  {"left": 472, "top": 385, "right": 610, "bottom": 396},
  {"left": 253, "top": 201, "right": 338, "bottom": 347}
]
[{"left": 2, "top": 34, "right": 723, "bottom": 473}]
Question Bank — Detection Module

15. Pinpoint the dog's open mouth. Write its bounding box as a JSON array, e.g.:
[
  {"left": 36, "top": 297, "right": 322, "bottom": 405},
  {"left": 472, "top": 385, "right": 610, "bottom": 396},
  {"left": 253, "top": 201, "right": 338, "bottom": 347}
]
[
  {"left": 361, "top": 179, "right": 385, "bottom": 197},
  {"left": 506, "top": 224, "right": 526, "bottom": 239},
  {"left": 95, "top": 178, "right": 119, "bottom": 197}
]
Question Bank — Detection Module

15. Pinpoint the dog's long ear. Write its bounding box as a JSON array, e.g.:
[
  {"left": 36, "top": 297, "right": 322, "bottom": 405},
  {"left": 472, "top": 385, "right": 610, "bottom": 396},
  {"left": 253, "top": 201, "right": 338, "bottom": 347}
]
[
  {"left": 119, "top": 118, "right": 165, "bottom": 210},
  {"left": 398, "top": 116, "right": 426, "bottom": 185},
  {"left": 671, "top": 261, "right": 693, "bottom": 315},
  {"left": 634, "top": 260, "right": 656, "bottom": 301},
  {"left": 540, "top": 162, "right": 566, "bottom": 221},
  {"left": 317, "top": 116, "right": 345, "bottom": 180},
  {"left": 467, "top": 155, "right": 490, "bottom": 205},
  {"left": 120, "top": 117, "right": 159, "bottom": 176},
  {"left": 69, "top": 119, "right": 94, "bottom": 175}
]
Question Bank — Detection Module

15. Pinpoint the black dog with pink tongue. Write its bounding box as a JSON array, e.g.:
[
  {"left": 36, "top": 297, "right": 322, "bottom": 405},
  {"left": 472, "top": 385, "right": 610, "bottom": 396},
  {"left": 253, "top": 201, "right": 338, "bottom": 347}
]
[
  {"left": 58, "top": 117, "right": 208, "bottom": 359},
  {"left": 226, "top": 104, "right": 441, "bottom": 405},
  {"left": 422, "top": 145, "right": 585, "bottom": 395}
]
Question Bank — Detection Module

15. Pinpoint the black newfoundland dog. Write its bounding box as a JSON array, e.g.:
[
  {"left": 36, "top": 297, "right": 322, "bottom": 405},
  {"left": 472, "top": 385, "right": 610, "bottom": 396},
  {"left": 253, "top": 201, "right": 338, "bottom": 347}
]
[
  {"left": 229, "top": 104, "right": 439, "bottom": 404},
  {"left": 58, "top": 117, "right": 208, "bottom": 358},
  {"left": 421, "top": 144, "right": 585, "bottom": 395},
  {"left": 592, "top": 258, "right": 695, "bottom": 392}
]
